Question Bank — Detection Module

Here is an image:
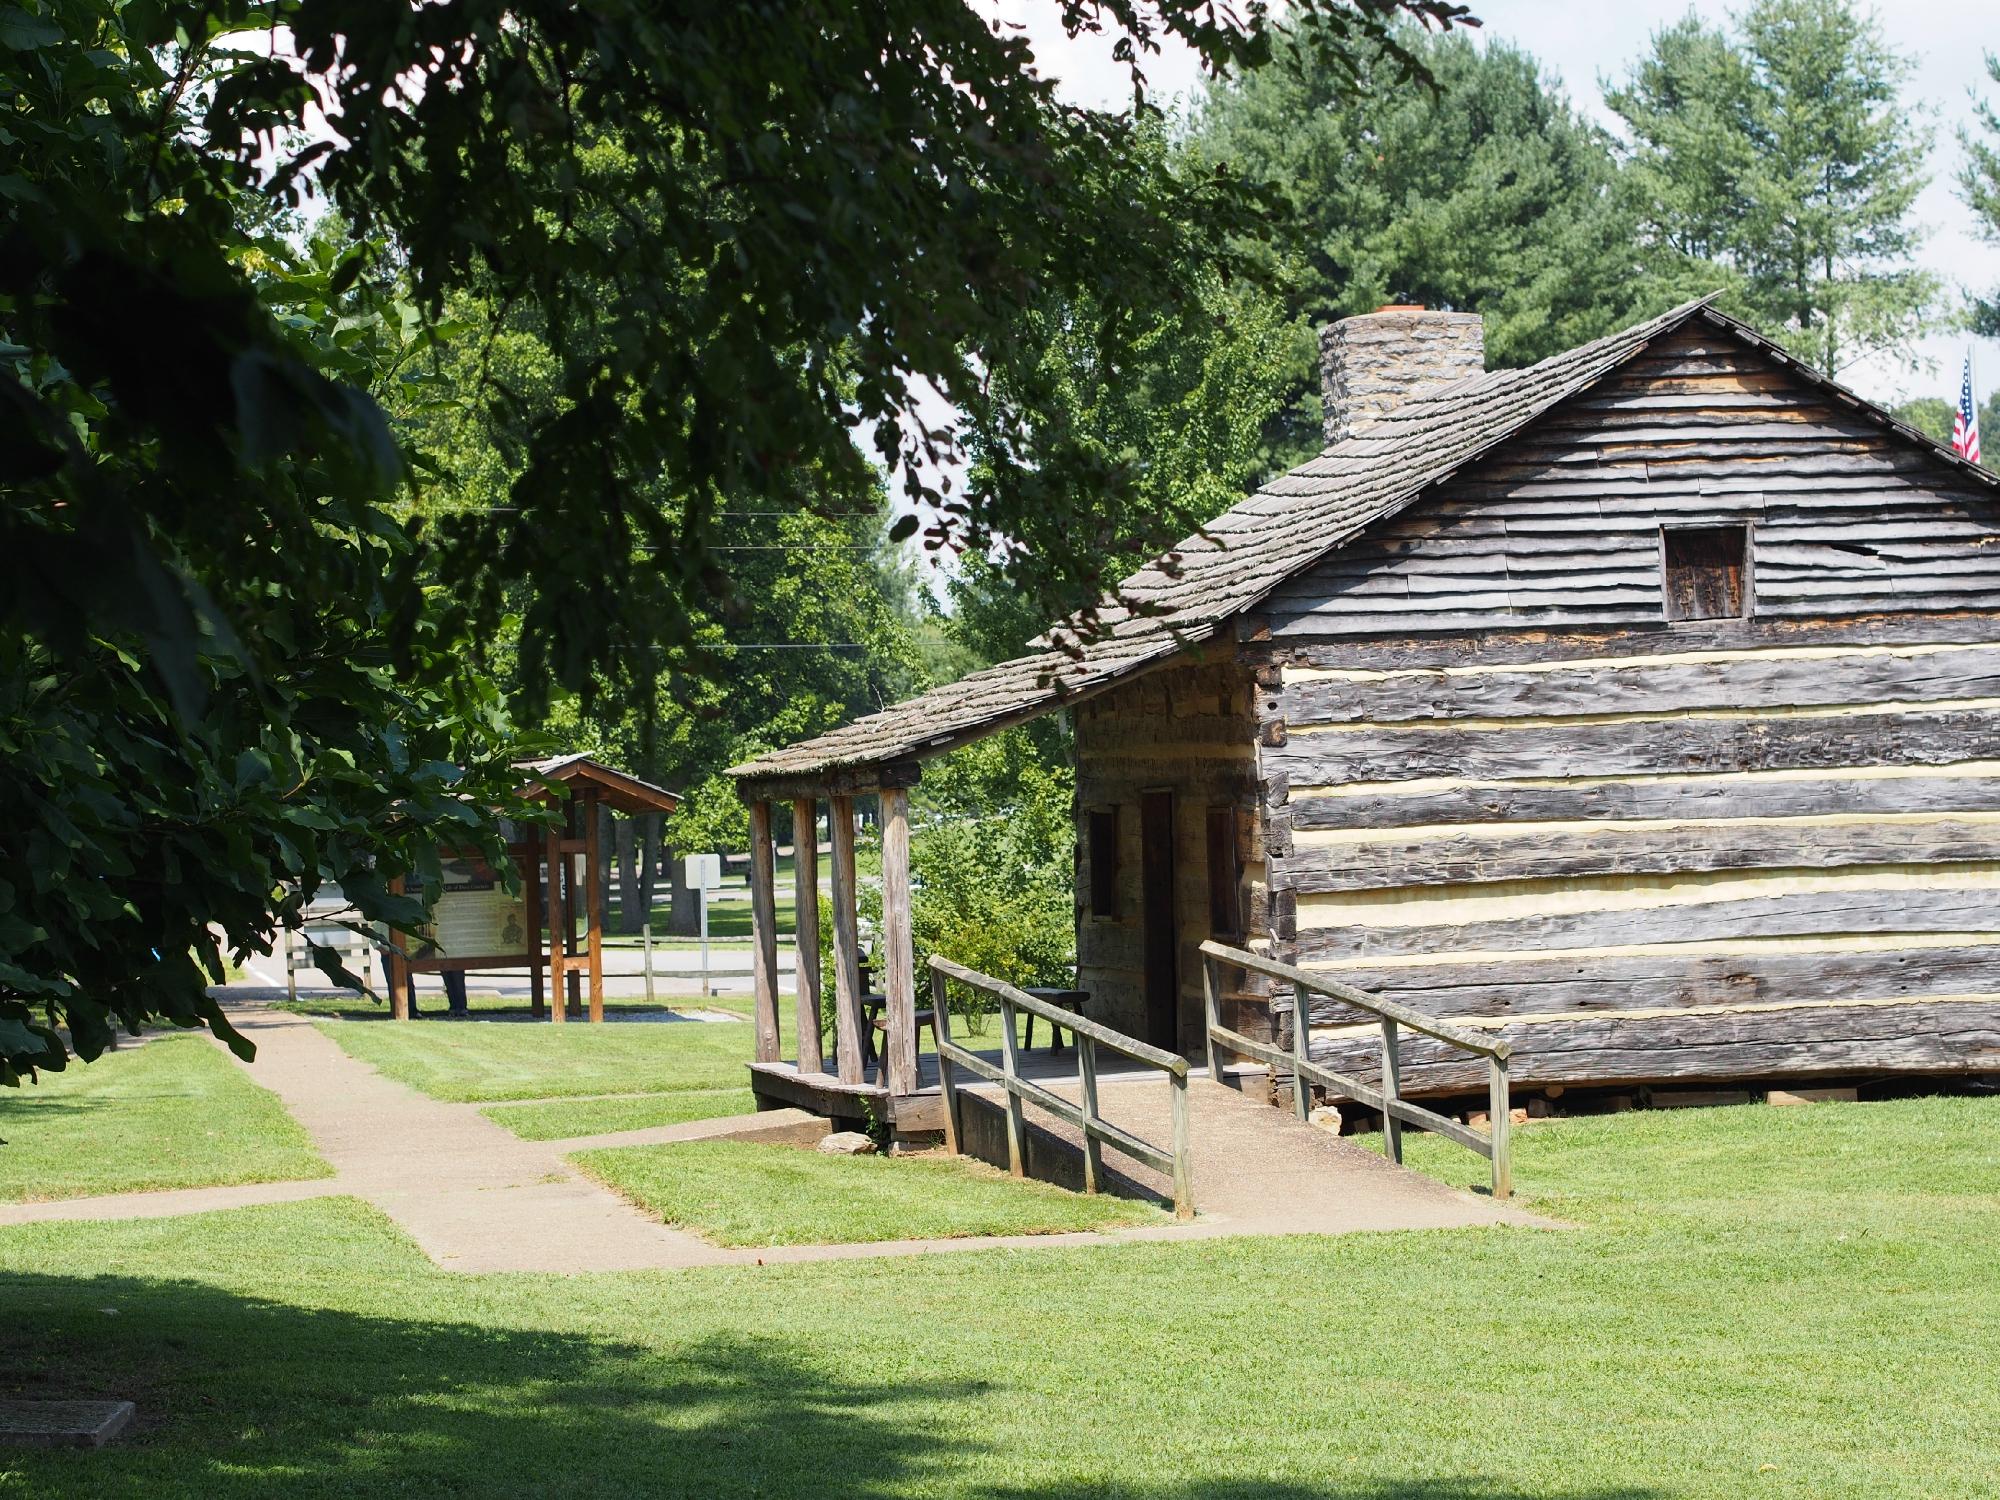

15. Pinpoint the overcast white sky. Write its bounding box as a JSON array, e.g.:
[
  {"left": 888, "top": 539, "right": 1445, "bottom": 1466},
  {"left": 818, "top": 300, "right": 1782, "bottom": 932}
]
[{"left": 990, "top": 0, "right": 2000, "bottom": 409}]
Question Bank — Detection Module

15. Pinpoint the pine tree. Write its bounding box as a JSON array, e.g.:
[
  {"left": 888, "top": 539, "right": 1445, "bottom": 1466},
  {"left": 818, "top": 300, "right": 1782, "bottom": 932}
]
[
  {"left": 1609, "top": 0, "right": 1939, "bottom": 375},
  {"left": 1959, "top": 52, "right": 2000, "bottom": 336},
  {"left": 1195, "top": 25, "right": 1649, "bottom": 469}
]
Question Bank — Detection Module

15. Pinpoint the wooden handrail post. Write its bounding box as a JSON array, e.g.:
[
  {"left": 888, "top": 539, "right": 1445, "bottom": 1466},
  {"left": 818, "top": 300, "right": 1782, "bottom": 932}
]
[
  {"left": 1488, "top": 1052, "right": 1513, "bottom": 1200},
  {"left": 880, "top": 785, "right": 917, "bottom": 1097},
  {"left": 1168, "top": 1070, "right": 1194, "bottom": 1220},
  {"left": 1380, "top": 1016, "right": 1403, "bottom": 1164},
  {"left": 1201, "top": 951, "right": 1223, "bottom": 1085},
  {"left": 932, "top": 967, "right": 961, "bottom": 1156},
  {"left": 791, "top": 797, "right": 823, "bottom": 1075},
  {"left": 997, "top": 992, "right": 1026, "bottom": 1178},
  {"left": 1289, "top": 978, "right": 1311, "bottom": 1122},
  {"left": 1077, "top": 1034, "right": 1102, "bottom": 1195},
  {"left": 828, "top": 794, "right": 865, "bottom": 1083},
  {"left": 747, "top": 799, "right": 781, "bottom": 1063}
]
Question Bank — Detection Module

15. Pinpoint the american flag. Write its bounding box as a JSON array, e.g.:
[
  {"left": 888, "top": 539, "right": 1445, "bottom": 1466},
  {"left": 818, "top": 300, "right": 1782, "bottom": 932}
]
[{"left": 1953, "top": 352, "right": 1982, "bottom": 466}]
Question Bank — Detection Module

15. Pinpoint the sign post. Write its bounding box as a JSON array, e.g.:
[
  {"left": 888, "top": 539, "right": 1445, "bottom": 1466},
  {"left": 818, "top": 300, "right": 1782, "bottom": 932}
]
[
  {"left": 685, "top": 854, "right": 722, "bottom": 999},
  {"left": 642, "top": 922, "right": 656, "bottom": 1006}
]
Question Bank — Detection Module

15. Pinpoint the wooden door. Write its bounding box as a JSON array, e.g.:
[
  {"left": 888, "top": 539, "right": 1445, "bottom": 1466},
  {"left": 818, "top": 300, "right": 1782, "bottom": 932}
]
[{"left": 1140, "top": 790, "right": 1178, "bottom": 1052}]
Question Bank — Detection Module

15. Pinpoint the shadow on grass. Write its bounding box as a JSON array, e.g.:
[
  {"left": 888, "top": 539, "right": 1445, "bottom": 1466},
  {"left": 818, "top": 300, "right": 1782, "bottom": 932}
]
[
  {"left": 0, "top": 1096, "right": 128, "bottom": 1121},
  {"left": 0, "top": 1270, "right": 976, "bottom": 1495},
  {"left": 979, "top": 1488, "right": 1658, "bottom": 1500},
  {"left": 0, "top": 1271, "right": 1663, "bottom": 1500}
]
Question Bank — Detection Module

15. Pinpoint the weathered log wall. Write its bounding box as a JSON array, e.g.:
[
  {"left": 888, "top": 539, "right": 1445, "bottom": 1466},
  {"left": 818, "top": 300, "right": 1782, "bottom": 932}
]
[
  {"left": 1073, "top": 655, "right": 1267, "bottom": 1051},
  {"left": 1247, "top": 327, "right": 2000, "bottom": 1091}
]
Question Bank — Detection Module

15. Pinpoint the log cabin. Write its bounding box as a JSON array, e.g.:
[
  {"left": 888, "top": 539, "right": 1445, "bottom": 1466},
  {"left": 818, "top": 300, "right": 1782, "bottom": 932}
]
[{"left": 729, "top": 296, "right": 2000, "bottom": 1119}]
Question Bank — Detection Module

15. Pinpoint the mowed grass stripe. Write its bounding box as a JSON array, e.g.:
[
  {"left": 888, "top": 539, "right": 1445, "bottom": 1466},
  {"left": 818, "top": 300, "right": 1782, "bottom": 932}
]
[
  {"left": 481, "top": 1088, "right": 759, "bottom": 1141},
  {"left": 571, "top": 1139, "right": 1159, "bottom": 1246},
  {"left": 0, "top": 1034, "right": 332, "bottom": 1202},
  {"left": 315, "top": 1016, "right": 768, "bottom": 1102}
]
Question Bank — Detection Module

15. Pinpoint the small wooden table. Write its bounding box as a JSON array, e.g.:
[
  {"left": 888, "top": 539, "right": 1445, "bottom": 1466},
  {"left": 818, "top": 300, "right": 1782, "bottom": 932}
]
[{"left": 1018, "top": 989, "right": 1090, "bottom": 1052}]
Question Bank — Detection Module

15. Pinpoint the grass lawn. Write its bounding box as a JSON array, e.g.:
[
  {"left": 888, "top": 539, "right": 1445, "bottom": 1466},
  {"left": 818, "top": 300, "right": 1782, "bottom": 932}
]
[
  {"left": 315, "top": 1015, "right": 763, "bottom": 1103},
  {"left": 0, "top": 1035, "right": 331, "bottom": 1203},
  {"left": 0, "top": 1093, "right": 1994, "bottom": 1495},
  {"left": 480, "top": 1087, "right": 758, "bottom": 1141},
  {"left": 573, "top": 1139, "right": 1158, "bottom": 1245}
]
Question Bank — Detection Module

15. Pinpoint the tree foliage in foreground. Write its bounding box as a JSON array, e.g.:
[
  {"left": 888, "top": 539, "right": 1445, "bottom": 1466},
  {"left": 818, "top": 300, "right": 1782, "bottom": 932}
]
[
  {"left": 1608, "top": 0, "right": 1938, "bottom": 375},
  {"left": 0, "top": 0, "right": 1472, "bottom": 1075}
]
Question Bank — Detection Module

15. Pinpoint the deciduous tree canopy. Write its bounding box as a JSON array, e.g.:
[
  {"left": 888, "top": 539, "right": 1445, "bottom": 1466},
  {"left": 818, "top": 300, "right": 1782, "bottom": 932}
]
[{"left": 0, "top": 0, "right": 1471, "bottom": 1076}]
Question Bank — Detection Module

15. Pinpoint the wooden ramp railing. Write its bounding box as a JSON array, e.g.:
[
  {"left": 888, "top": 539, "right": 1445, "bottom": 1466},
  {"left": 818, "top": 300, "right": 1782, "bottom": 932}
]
[
  {"left": 1200, "top": 941, "right": 1513, "bottom": 1200},
  {"left": 929, "top": 956, "right": 1195, "bottom": 1219}
]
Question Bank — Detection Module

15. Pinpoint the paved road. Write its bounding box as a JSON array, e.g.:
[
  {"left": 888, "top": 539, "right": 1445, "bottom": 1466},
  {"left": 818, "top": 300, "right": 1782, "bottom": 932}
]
[{"left": 244, "top": 945, "right": 798, "bottom": 1001}]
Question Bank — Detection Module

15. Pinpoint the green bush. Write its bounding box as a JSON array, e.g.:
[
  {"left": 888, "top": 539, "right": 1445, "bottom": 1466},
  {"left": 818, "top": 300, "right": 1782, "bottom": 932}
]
[{"left": 816, "top": 730, "right": 1074, "bottom": 1043}]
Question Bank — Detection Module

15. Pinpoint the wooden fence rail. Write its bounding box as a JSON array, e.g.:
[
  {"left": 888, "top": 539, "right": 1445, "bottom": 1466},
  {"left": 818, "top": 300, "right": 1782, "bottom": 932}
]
[
  {"left": 1200, "top": 941, "right": 1513, "bottom": 1200},
  {"left": 929, "top": 956, "right": 1195, "bottom": 1220}
]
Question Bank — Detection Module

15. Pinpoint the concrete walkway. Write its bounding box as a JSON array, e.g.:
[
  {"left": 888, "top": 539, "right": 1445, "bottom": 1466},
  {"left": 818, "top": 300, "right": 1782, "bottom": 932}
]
[
  {"left": 219, "top": 1010, "right": 742, "bottom": 1273},
  {"left": 0, "top": 1178, "right": 345, "bottom": 1228}
]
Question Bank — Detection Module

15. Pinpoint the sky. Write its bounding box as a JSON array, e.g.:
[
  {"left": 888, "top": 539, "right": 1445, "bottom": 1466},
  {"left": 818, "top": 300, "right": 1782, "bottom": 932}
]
[{"left": 988, "top": 0, "right": 2000, "bottom": 410}]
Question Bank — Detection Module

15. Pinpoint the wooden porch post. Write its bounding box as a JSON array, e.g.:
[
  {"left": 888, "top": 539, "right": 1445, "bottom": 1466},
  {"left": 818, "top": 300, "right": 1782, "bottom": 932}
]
[
  {"left": 748, "top": 799, "right": 782, "bottom": 1063},
  {"left": 544, "top": 822, "right": 567, "bottom": 1025},
  {"left": 792, "top": 797, "right": 823, "bottom": 1075},
  {"left": 584, "top": 787, "right": 605, "bottom": 1023},
  {"left": 386, "top": 874, "right": 409, "bottom": 1020},
  {"left": 880, "top": 785, "right": 917, "bottom": 1096},
  {"left": 524, "top": 841, "right": 545, "bottom": 1018},
  {"left": 564, "top": 796, "right": 582, "bottom": 1017},
  {"left": 828, "top": 794, "right": 865, "bottom": 1083}
]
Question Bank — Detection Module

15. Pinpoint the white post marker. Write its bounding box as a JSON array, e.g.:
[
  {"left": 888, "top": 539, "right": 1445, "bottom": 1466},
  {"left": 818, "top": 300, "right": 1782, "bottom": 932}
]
[
  {"left": 642, "top": 922, "right": 655, "bottom": 1006},
  {"left": 685, "top": 854, "right": 723, "bottom": 1000}
]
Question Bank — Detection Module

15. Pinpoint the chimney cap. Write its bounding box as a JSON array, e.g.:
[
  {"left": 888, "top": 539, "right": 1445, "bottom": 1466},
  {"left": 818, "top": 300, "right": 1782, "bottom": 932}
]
[{"left": 1373, "top": 303, "right": 1427, "bottom": 313}]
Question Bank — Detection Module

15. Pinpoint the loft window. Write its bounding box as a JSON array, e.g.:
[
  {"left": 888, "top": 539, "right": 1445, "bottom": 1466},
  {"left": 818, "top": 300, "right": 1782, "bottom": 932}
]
[
  {"left": 1087, "top": 808, "right": 1119, "bottom": 919},
  {"left": 1205, "top": 807, "right": 1242, "bottom": 938},
  {"left": 1662, "top": 525, "right": 1749, "bottom": 621}
]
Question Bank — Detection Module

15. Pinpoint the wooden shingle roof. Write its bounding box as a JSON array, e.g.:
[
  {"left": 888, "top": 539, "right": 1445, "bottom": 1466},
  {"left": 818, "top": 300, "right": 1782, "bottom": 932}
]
[
  {"left": 728, "top": 296, "right": 1752, "bottom": 786},
  {"left": 520, "top": 755, "right": 681, "bottom": 815}
]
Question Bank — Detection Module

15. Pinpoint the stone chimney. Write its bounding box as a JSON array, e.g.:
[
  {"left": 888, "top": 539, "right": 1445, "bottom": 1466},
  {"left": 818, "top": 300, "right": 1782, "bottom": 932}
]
[{"left": 1319, "top": 305, "right": 1485, "bottom": 445}]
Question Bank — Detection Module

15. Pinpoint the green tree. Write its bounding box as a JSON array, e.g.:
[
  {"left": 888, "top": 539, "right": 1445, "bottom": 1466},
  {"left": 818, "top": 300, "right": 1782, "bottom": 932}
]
[
  {"left": 1196, "top": 23, "right": 1648, "bottom": 470},
  {"left": 951, "top": 265, "right": 1297, "bottom": 664},
  {"left": 818, "top": 730, "right": 1077, "bottom": 1043},
  {"left": 2, "top": 0, "right": 1471, "bottom": 1074},
  {"left": 1960, "top": 52, "right": 2000, "bottom": 336},
  {"left": 1890, "top": 392, "right": 2000, "bottom": 471},
  {"left": 1608, "top": 0, "right": 1939, "bottom": 375},
  {"left": 0, "top": 88, "right": 528, "bottom": 1077}
]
